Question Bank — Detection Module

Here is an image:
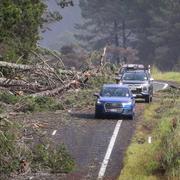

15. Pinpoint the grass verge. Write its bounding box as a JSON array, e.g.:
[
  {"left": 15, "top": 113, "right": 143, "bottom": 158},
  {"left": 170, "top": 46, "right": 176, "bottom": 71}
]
[
  {"left": 152, "top": 67, "right": 180, "bottom": 83},
  {"left": 119, "top": 88, "right": 180, "bottom": 179}
]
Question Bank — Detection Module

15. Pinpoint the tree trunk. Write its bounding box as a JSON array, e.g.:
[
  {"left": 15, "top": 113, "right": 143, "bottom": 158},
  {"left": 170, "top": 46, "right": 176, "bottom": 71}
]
[
  {"left": 0, "top": 61, "right": 54, "bottom": 71},
  {"left": 0, "top": 78, "right": 45, "bottom": 91},
  {"left": 114, "top": 20, "right": 120, "bottom": 64},
  {"left": 30, "top": 82, "right": 72, "bottom": 97},
  {"left": 122, "top": 19, "right": 127, "bottom": 63},
  {"left": 122, "top": 19, "right": 127, "bottom": 49}
]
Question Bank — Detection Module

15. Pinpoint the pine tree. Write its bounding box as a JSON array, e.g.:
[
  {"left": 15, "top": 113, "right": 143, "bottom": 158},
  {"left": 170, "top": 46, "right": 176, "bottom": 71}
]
[{"left": 75, "top": 0, "right": 136, "bottom": 53}]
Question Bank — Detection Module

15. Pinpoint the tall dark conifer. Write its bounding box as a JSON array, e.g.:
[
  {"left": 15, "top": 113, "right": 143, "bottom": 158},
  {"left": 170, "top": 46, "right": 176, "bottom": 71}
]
[{"left": 75, "top": 0, "right": 135, "bottom": 55}]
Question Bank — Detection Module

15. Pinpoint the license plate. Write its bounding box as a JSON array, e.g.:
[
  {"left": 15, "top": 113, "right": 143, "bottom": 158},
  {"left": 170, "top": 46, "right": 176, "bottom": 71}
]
[
  {"left": 129, "top": 86, "right": 136, "bottom": 90},
  {"left": 106, "top": 108, "right": 122, "bottom": 113}
]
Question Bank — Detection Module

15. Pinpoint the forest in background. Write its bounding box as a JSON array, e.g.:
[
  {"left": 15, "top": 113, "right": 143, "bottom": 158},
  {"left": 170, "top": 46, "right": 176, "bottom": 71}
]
[
  {"left": 0, "top": 0, "right": 180, "bottom": 71},
  {"left": 75, "top": 0, "right": 180, "bottom": 70}
]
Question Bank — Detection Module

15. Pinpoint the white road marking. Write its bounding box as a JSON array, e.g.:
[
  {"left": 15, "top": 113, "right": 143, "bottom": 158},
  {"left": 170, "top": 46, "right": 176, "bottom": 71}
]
[
  {"left": 97, "top": 120, "right": 122, "bottom": 180},
  {"left": 52, "top": 130, "right": 57, "bottom": 136},
  {"left": 162, "top": 83, "right": 168, "bottom": 90},
  {"left": 153, "top": 81, "right": 169, "bottom": 90}
]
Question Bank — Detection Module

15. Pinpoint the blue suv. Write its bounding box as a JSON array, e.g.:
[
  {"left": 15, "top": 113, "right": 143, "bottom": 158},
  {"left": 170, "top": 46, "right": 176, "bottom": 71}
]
[{"left": 94, "top": 84, "right": 135, "bottom": 119}]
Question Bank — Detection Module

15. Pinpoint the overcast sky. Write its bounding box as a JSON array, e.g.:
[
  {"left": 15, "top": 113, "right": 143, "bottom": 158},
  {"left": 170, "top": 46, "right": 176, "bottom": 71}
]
[{"left": 39, "top": 0, "right": 81, "bottom": 50}]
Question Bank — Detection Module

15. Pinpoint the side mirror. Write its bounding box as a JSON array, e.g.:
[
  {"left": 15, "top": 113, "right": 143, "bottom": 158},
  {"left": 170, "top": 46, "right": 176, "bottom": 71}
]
[
  {"left": 115, "top": 76, "right": 121, "bottom": 80},
  {"left": 150, "top": 77, "right": 154, "bottom": 81},
  {"left": 115, "top": 76, "right": 122, "bottom": 84},
  {"left": 115, "top": 72, "right": 119, "bottom": 76},
  {"left": 94, "top": 93, "right": 100, "bottom": 98}
]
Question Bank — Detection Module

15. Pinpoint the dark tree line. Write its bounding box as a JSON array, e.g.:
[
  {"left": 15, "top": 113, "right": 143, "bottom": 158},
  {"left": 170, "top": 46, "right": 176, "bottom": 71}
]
[{"left": 75, "top": 0, "right": 180, "bottom": 71}]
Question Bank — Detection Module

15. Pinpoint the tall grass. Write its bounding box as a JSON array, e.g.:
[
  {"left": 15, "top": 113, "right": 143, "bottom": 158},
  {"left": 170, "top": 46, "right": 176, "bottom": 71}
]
[
  {"left": 152, "top": 67, "right": 180, "bottom": 83},
  {"left": 119, "top": 89, "right": 180, "bottom": 179}
]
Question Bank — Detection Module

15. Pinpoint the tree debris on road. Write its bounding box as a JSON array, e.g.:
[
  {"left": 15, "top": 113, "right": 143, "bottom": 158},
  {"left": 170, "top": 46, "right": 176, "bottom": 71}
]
[{"left": 0, "top": 49, "right": 104, "bottom": 97}]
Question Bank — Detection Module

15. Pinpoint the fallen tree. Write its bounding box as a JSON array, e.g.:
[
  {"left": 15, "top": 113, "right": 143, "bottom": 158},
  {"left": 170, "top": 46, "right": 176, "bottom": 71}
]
[
  {"left": 0, "top": 77, "right": 50, "bottom": 93},
  {"left": 0, "top": 60, "right": 54, "bottom": 71},
  {"left": 30, "top": 81, "right": 72, "bottom": 97},
  {"left": 31, "top": 70, "right": 96, "bottom": 97},
  {"left": 0, "top": 78, "right": 41, "bottom": 88},
  {"left": 0, "top": 48, "right": 105, "bottom": 97}
]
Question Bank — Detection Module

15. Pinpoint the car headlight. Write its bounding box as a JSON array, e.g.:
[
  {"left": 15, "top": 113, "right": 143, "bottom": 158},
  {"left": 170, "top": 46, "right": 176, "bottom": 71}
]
[
  {"left": 96, "top": 99, "right": 102, "bottom": 104},
  {"left": 122, "top": 102, "right": 132, "bottom": 106}
]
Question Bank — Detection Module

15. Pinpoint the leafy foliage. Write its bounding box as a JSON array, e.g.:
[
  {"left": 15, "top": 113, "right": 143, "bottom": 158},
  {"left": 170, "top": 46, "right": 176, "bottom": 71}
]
[
  {"left": 0, "top": 116, "right": 74, "bottom": 176},
  {"left": 0, "top": 116, "right": 31, "bottom": 175},
  {"left": 0, "top": 92, "right": 19, "bottom": 104},
  {"left": 0, "top": 0, "right": 46, "bottom": 62},
  {"left": 0, "top": 92, "right": 64, "bottom": 112},
  {"left": 0, "top": 0, "right": 72, "bottom": 63},
  {"left": 33, "top": 144, "right": 75, "bottom": 173}
]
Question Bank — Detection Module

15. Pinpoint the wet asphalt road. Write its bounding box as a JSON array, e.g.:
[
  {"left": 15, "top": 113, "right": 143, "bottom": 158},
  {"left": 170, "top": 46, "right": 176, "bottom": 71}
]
[
  {"left": 48, "top": 82, "right": 167, "bottom": 180},
  {"left": 54, "top": 110, "right": 140, "bottom": 180},
  {"left": 14, "top": 82, "right": 167, "bottom": 180},
  {"left": 48, "top": 113, "right": 133, "bottom": 179}
]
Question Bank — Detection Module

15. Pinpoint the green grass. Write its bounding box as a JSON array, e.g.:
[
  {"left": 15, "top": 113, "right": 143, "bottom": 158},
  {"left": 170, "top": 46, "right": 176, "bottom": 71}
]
[
  {"left": 0, "top": 92, "right": 64, "bottom": 113},
  {"left": 119, "top": 89, "right": 180, "bottom": 179},
  {"left": 62, "top": 89, "right": 97, "bottom": 109},
  {"left": 0, "top": 116, "right": 31, "bottom": 175},
  {"left": 152, "top": 67, "right": 180, "bottom": 83},
  {"left": 15, "top": 96, "right": 65, "bottom": 113},
  {"left": 0, "top": 104, "right": 4, "bottom": 114},
  {"left": 0, "top": 92, "right": 19, "bottom": 105},
  {"left": 32, "top": 144, "right": 75, "bottom": 173}
]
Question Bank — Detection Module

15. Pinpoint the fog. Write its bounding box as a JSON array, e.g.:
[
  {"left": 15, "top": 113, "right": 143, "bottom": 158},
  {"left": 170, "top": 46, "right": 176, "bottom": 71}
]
[{"left": 39, "top": 0, "right": 81, "bottom": 50}]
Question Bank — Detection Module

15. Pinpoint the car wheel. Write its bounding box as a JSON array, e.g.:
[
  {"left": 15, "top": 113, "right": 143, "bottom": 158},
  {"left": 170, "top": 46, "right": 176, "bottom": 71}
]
[
  {"left": 95, "top": 111, "right": 102, "bottom": 119},
  {"left": 150, "top": 96, "right": 153, "bottom": 102},
  {"left": 145, "top": 95, "right": 150, "bottom": 103},
  {"left": 128, "top": 114, "right": 134, "bottom": 120}
]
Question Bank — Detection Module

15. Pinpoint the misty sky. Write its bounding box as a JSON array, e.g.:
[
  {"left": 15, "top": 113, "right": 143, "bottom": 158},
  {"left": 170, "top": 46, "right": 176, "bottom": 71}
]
[{"left": 39, "top": 0, "right": 81, "bottom": 50}]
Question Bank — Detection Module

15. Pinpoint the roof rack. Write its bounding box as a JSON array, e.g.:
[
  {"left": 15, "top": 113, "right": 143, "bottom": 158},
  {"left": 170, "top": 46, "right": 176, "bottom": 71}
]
[{"left": 122, "top": 64, "right": 150, "bottom": 71}]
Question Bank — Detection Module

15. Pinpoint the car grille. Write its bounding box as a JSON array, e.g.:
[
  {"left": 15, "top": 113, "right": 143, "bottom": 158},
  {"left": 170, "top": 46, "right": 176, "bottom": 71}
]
[
  {"left": 105, "top": 103, "right": 122, "bottom": 112},
  {"left": 131, "top": 88, "right": 142, "bottom": 94}
]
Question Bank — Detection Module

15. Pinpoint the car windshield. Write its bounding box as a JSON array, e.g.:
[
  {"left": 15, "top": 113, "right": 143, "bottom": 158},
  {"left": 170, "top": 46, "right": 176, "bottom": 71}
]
[
  {"left": 100, "top": 87, "right": 130, "bottom": 97},
  {"left": 122, "top": 72, "right": 148, "bottom": 81}
]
